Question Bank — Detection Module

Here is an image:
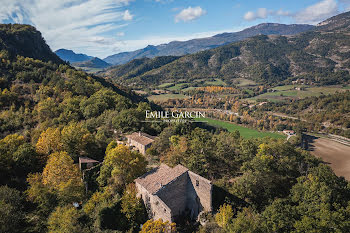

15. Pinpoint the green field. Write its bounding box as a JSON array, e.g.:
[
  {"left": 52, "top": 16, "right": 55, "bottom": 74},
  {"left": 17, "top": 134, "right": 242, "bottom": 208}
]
[
  {"left": 247, "top": 85, "right": 349, "bottom": 102},
  {"left": 148, "top": 94, "right": 189, "bottom": 102},
  {"left": 234, "top": 78, "right": 257, "bottom": 87},
  {"left": 158, "top": 83, "right": 174, "bottom": 88},
  {"left": 167, "top": 83, "right": 190, "bottom": 91},
  {"left": 75, "top": 67, "right": 104, "bottom": 73},
  {"left": 204, "top": 79, "right": 226, "bottom": 86},
  {"left": 197, "top": 117, "right": 286, "bottom": 139}
]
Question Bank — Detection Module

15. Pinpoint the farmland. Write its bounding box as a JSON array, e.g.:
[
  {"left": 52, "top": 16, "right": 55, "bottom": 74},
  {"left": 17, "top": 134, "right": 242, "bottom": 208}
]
[
  {"left": 196, "top": 117, "right": 286, "bottom": 139},
  {"left": 147, "top": 93, "right": 189, "bottom": 102},
  {"left": 246, "top": 85, "right": 350, "bottom": 102}
]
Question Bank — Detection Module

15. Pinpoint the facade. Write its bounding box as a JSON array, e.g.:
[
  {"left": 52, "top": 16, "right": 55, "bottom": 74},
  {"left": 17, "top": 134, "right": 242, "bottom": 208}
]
[
  {"left": 135, "top": 164, "right": 212, "bottom": 222},
  {"left": 79, "top": 157, "right": 99, "bottom": 170},
  {"left": 125, "top": 132, "right": 155, "bottom": 155}
]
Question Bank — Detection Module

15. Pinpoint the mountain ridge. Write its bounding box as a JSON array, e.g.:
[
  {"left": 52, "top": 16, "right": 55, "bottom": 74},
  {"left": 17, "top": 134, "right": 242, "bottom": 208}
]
[
  {"left": 55, "top": 48, "right": 93, "bottom": 63},
  {"left": 103, "top": 23, "right": 314, "bottom": 65},
  {"left": 72, "top": 57, "right": 111, "bottom": 69},
  {"left": 102, "top": 12, "right": 350, "bottom": 87}
]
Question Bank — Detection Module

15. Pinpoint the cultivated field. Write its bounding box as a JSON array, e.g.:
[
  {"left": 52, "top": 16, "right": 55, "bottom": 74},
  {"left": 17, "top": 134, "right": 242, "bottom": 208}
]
[
  {"left": 197, "top": 117, "right": 286, "bottom": 139},
  {"left": 308, "top": 135, "right": 350, "bottom": 180},
  {"left": 147, "top": 93, "right": 189, "bottom": 102},
  {"left": 247, "top": 85, "right": 350, "bottom": 102}
]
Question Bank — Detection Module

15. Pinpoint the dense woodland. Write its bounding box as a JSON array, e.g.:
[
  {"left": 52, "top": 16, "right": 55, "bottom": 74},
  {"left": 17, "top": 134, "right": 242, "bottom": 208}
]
[{"left": 1, "top": 20, "right": 350, "bottom": 233}]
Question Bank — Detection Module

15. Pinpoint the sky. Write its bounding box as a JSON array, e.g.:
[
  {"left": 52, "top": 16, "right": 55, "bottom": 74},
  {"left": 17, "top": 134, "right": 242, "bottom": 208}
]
[{"left": 0, "top": 0, "right": 349, "bottom": 58}]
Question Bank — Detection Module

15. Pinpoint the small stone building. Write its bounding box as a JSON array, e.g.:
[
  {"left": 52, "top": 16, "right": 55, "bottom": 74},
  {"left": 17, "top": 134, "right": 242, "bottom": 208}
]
[
  {"left": 135, "top": 164, "right": 212, "bottom": 222},
  {"left": 79, "top": 157, "right": 99, "bottom": 170},
  {"left": 126, "top": 132, "right": 155, "bottom": 155}
]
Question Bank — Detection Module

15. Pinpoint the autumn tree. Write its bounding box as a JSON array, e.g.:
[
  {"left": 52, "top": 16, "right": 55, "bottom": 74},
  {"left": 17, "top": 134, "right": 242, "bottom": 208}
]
[
  {"left": 97, "top": 144, "right": 147, "bottom": 191},
  {"left": 215, "top": 204, "right": 234, "bottom": 230},
  {"left": 42, "top": 151, "right": 84, "bottom": 203},
  {"left": 140, "top": 219, "right": 177, "bottom": 233},
  {"left": 35, "top": 127, "right": 63, "bottom": 155}
]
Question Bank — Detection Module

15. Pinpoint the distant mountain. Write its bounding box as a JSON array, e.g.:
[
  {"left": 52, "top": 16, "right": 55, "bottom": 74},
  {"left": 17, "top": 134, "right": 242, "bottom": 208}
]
[
  {"left": 55, "top": 48, "right": 92, "bottom": 63},
  {"left": 73, "top": 57, "right": 111, "bottom": 69},
  {"left": 0, "top": 24, "right": 62, "bottom": 64},
  {"left": 103, "top": 23, "right": 314, "bottom": 65},
  {"left": 102, "top": 12, "right": 350, "bottom": 87},
  {"left": 103, "top": 56, "right": 180, "bottom": 80}
]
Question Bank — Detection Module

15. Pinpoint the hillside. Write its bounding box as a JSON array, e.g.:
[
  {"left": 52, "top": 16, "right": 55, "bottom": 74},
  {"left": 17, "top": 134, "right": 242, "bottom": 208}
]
[
  {"left": 103, "top": 56, "right": 180, "bottom": 81},
  {"left": 104, "top": 23, "right": 313, "bottom": 65},
  {"left": 73, "top": 57, "right": 111, "bottom": 69},
  {"left": 0, "top": 24, "right": 158, "bottom": 139},
  {"left": 55, "top": 48, "right": 92, "bottom": 63},
  {"left": 102, "top": 12, "right": 350, "bottom": 87},
  {"left": 0, "top": 24, "right": 62, "bottom": 64}
]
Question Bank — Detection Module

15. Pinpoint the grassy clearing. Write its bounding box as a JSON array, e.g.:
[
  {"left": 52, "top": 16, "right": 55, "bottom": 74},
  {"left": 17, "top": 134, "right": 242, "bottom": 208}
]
[
  {"left": 75, "top": 67, "right": 104, "bottom": 73},
  {"left": 197, "top": 117, "right": 286, "bottom": 139},
  {"left": 158, "top": 83, "right": 174, "bottom": 88},
  {"left": 248, "top": 85, "right": 349, "bottom": 102},
  {"left": 204, "top": 79, "right": 226, "bottom": 86},
  {"left": 148, "top": 94, "right": 189, "bottom": 102},
  {"left": 167, "top": 83, "right": 190, "bottom": 91}
]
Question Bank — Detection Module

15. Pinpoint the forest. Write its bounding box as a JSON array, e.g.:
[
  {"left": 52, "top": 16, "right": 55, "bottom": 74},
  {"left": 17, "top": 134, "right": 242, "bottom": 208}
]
[{"left": 1, "top": 22, "right": 350, "bottom": 233}]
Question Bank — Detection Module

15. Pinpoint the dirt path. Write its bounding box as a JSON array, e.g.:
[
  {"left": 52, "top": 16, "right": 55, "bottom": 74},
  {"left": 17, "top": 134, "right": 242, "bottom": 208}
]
[{"left": 308, "top": 136, "right": 350, "bottom": 180}]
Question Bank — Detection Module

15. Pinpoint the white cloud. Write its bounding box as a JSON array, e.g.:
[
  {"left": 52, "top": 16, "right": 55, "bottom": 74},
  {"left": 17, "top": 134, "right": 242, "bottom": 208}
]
[
  {"left": 0, "top": 0, "right": 133, "bottom": 57},
  {"left": 244, "top": 8, "right": 290, "bottom": 21},
  {"left": 116, "top": 32, "right": 125, "bottom": 37},
  {"left": 175, "top": 6, "right": 206, "bottom": 23},
  {"left": 123, "top": 10, "right": 133, "bottom": 21},
  {"left": 244, "top": 8, "right": 268, "bottom": 21},
  {"left": 294, "top": 0, "right": 338, "bottom": 24}
]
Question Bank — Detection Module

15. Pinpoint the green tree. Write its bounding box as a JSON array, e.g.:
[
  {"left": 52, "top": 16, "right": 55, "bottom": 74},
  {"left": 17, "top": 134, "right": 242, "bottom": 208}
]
[
  {"left": 121, "top": 184, "right": 147, "bottom": 230},
  {"left": 0, "top": 186, "right": 26, "bottom": 233},
  {"left": 48, "top": 206, "right": 87, "bottom": 233}
]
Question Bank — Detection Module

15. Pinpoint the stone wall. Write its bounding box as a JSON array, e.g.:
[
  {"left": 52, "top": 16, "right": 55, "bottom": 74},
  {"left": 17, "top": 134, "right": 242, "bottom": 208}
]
[
  {"left": 156, "top": 173, "right": 188, "bottom": 220},
  {"left": 135, "top": 182, "right": 172, "bottom": 222},
  {"left": 135, "top": 169, "right": 213, "bottom": 223},
  {"left": 188, "top": 171, "right": 212, "bottom": 212},
  {"left": 128, "top": 138, "right": 146, "bottom": 154}
]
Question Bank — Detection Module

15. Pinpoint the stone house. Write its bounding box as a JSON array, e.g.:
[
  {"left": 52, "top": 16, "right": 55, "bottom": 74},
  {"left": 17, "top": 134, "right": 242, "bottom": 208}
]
[
  {"left": 126, "top": 132, "right": 155, "bottom": 155},
  {"left": 283, "top": 130, "right": 295, "bottom": 136},
  {"left": 135, "top": 164, "right": 212, "bottom": 222}
]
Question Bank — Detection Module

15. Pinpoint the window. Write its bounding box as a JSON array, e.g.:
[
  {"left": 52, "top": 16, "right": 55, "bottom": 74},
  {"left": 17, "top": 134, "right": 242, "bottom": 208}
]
[
  {"left": 164, "top": 208, "right": 166, "bottom": 213},
  {"left": 196, "top": 180, "right": 199, "bottom": 186}
]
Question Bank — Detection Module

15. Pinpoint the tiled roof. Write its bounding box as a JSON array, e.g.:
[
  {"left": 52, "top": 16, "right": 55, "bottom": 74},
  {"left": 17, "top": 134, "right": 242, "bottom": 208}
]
[
  {"left": 126, "top": 132, "right": 155, "bottom": 146},
  {"left": 135, "top": 164, "right": 189, "bottom": 194},
  {"left": 79, "top": 157, "right": 99, "bottom": 163}
]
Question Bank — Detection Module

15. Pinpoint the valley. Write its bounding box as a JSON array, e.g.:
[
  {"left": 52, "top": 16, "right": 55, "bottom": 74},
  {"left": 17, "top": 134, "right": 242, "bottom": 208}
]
[{"left": 1, "top": 6, "right": 350, "bottom": 233}]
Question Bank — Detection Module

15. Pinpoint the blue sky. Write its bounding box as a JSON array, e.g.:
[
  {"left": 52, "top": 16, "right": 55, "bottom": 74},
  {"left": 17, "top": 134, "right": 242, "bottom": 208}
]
[{"left": 0, "top": 0, "right": 349, "bottom": 58}]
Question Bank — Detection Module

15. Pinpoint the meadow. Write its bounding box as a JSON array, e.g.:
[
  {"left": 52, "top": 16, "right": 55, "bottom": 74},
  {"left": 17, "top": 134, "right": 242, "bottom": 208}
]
[
  {"left": 247, "top": 85, "right": 350, "bottom": 102},
  {"left": 196, "top": 117, "right": 286, "bottom": 139}
]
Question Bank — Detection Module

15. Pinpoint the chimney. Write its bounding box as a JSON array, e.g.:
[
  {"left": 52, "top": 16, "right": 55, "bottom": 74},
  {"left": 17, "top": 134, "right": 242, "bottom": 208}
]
[{"left": 139, "top": 131, "right": 141, "bottom": 136}]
